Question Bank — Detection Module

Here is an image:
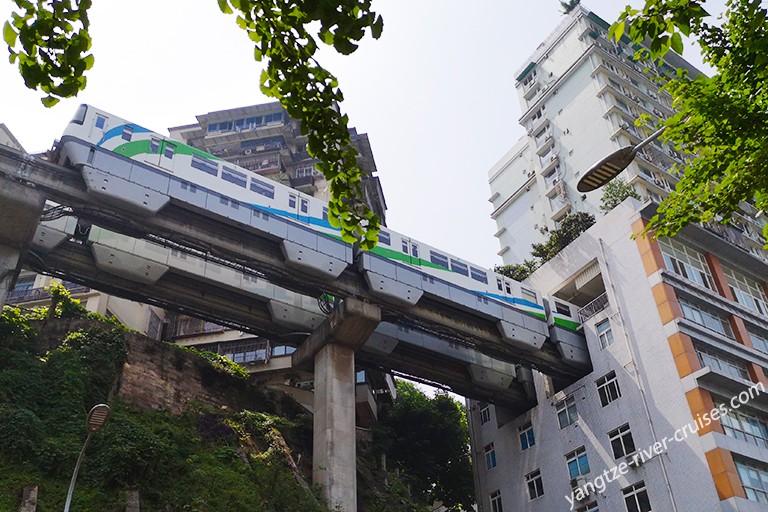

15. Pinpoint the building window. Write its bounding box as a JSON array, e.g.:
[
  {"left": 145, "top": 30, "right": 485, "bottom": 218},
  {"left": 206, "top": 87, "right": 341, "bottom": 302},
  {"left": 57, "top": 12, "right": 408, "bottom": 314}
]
[
  {"left": 484, "top": 443, "right": 497, "bottom": 470},
  {"left": 679, "top": 299, "right": 734, "bottom": 337},
  {"left": 658, "top": 238, "right": 716, "bottom": 291},
  {"left": 596, "top": 371, "right": 622, "bottom": 406},
  {"left": 557, "top": 395, "right": 578, "bottom": 428},
  {"left": 526, "top": 469, "right": 544, "bottom": 500},
  {"left": 596, "top": 319, "right": 614, "bottom": 348},
  {"left": 609, "top": 424, "right": 637, "bottom": 458},
  {"left": 490, "top": 490, "right": 503, "bottom": 512},
  {"left": 736, "top": 458, "right": 768, "bottom": 503},
  {"left": 519, "top": 422, "right": 535, "bottom": 450},
  {"left": 719, "top": 404, "right": 768, "bottom": 448},
  {"left": 622, "top": 481, "right": 652, "bottom": 512},
  {"left": 723, "top": 266, "right": 768, "bottom": 316},
  {"left": 566, "top": 447, "right": 591, "bottom": 479},
  {"left": 750, "top": 330, "right": 768, "bottom": 354},
  {"left": 577, "top": 502, "right": 599, "bottom": 512},
  {"left": 696, "top": 347, "right": 750, "bottom": 381},
  {"left": 121, "top": 125, "right": 133, "bottom": 141},
  {"left": 479, "top": 404, "right": 491, "bottom": 425}
]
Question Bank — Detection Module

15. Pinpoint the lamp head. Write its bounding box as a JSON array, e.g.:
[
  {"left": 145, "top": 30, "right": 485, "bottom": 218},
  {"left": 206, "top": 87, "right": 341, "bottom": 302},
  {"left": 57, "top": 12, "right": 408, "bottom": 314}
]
[
  {"left": 86, "top": 404, "right": 111, "bottom": 432},
  {"left": 577, "top": 146, "right": 637, "bottom": 193}
]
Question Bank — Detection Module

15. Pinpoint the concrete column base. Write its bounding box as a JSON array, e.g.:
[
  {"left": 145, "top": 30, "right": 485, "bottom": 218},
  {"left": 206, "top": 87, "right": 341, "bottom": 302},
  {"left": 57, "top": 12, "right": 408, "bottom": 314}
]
[
  {"left": 313, "top": 342, "right": 357, "bottom": 511},
  {"left": 0, "top": 245, "right": 24, "bottom": 307}
]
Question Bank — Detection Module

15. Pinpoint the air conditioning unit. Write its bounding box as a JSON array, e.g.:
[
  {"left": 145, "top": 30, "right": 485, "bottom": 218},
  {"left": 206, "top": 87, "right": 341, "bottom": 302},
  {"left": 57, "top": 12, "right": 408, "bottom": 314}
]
[{"left": 570, "top": 476, "right": 591, "bottom": 493}]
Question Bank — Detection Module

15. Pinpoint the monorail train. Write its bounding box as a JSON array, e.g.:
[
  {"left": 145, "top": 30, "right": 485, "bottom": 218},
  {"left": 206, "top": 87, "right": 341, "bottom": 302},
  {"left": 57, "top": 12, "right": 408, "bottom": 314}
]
[{"left": 55, "top": 104, "right": 581, "bottom": 332}]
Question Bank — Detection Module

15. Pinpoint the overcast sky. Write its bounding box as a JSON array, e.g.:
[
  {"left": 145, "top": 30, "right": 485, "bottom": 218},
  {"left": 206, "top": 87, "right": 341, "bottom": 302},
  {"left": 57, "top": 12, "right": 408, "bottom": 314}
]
[{"left": 0, "top": 1, "right": 714, "bottom": 270}]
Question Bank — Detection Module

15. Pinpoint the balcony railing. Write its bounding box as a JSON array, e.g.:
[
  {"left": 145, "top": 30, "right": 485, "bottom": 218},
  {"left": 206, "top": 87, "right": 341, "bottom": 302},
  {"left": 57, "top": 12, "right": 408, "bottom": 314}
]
[
  {"left": 578, "top": 292, "right": 610, "bottom": 323},
  {"left": 7, "top": 283, "right": 90, "bottom": 304}
]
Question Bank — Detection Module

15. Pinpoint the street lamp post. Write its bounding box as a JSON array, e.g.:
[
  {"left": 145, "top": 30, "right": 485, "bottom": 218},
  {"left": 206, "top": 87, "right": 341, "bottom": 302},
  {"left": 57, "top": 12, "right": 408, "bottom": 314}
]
[
  {"left": 63, "top": 404, "right": 111, "bottom": 512},
  {"left": 577, "top": 126, "right": 667, "bottom": 192}
]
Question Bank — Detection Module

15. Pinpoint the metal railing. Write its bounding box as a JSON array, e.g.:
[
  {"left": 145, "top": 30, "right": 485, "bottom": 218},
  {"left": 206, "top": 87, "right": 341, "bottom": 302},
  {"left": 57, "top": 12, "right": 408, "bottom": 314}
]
[
  {"left": 578, "top": 292, "right": 610, "bottom": 323},
  {"left": 7, "top": 283, "right": 90, "bottom": 304}
]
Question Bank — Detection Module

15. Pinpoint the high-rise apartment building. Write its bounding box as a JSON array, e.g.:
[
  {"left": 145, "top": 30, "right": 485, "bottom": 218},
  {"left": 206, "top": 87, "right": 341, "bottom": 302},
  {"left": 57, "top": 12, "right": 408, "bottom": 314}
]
[
  {"left": 472, "top": 6, "right": 768, "bottom": 512},
  {"left": 471, "top": 197, "right": 768, "bottom": 512},
  {"left": 487, "top": 6, "right": 766, "bottom": 264}
]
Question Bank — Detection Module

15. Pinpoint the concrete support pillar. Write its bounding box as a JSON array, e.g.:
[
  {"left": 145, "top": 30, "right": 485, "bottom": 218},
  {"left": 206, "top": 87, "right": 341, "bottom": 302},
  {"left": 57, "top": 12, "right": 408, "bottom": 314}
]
[
  {"left": 0, "top": 245, "right": 24, "bottom": 307},
  {"left": 292, "top": 298, "right": 380, "bottom": 512},
  {"left": 0, "top": 178, "right": 45, "bottom": 307},
  {"left": 313, "top": 342, "right": 357, "bottom": 511}
]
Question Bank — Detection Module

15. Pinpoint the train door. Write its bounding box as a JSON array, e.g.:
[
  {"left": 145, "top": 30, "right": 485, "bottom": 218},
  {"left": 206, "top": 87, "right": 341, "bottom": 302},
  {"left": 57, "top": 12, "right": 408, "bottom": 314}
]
[
  {"left": 89, "top": 112, "right": 108, "bottom": 141},
  {"left": 399, "top": 237, "right": 420, "bottom": 266},
  {"left": 298, "top": 197, "right": 311, "bottom": 224},
  {"left": 159, "top": 141, "right": 176, "bottom": 171},
  {"left": 144, "top": 137, "right": 162, "bottom": 167}
]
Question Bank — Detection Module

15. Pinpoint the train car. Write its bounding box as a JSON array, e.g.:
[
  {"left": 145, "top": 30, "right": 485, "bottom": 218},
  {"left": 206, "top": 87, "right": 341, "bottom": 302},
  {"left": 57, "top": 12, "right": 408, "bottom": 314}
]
[
  {"left": 56, "top": 104, "right": 549, "bottom": 320},
  {"left": 545, "top": 296, "right": 582, "bottom": 331}
]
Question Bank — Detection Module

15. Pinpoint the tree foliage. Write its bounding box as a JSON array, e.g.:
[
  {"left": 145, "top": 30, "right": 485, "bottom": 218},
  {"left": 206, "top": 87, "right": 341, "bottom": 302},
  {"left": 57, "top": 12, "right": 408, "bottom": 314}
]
[
  {"left": 560, "top": 0, "right": 582, "bottom": 15},
  {"left": 378, "top": 381, "right": 474, "bottom": 511},
  {"left": 4, "top": 0, "right": 383, "bottom": 247},
  {"left": 531, "top": 211, "right": 595, "bottom": 262},
  {"left": 600, "top": 178, "right": 641, "bottom": 213},
  {"left": 612, "top": 0, "right": 768, "bottom": 246},
  {"left": 495, "top": 259, "right": 540, "bottom": 281}
]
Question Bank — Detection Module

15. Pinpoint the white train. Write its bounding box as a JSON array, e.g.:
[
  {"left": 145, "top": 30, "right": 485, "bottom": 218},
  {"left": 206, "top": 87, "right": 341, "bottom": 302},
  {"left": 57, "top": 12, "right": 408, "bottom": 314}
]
[{"left": 55, "top": 104, "right": 581, "bottom": 332}]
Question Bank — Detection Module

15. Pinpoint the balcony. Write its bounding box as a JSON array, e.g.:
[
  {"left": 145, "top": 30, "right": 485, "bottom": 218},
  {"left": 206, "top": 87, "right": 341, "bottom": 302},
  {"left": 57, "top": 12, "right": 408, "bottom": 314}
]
[
  {"left": 7, "top": 283, "right": 90, "bottom": 304},
  {"left": 578, "top": 292, "right": 609, "bottom": 322},
  {"left": 168, "top": 315, "right": 226, "bottom": 338},
  {"left": 550, "top": 196, "right": 571, "bottom": 220},
  {"left": 289, "top": 174, "right": 317, "bottom": 194}
]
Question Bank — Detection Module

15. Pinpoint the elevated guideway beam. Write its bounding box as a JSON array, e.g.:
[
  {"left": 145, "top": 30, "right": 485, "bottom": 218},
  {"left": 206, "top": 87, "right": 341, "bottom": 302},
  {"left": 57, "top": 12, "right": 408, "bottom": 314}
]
[{"left": 0, "top": 145, "right": 588, "bottom": 379}]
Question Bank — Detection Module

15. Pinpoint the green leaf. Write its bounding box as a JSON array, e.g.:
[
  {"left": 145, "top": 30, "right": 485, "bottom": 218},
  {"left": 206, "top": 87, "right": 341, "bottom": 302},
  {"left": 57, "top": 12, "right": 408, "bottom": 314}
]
[
  {"left": 610, "top": 21, "right": 626, "bottom": 43},
  {"left": 217, "top": 0, "right": 233, "bottom": 15},
  {"left": 40, "top": 95, "right": 59, "bottom": 108},
  {"left": 670, "top": 32, "right": 683, "bottom": 54},
  {"left": 3, "top": 21, "right": 18, "bottom": 47}
]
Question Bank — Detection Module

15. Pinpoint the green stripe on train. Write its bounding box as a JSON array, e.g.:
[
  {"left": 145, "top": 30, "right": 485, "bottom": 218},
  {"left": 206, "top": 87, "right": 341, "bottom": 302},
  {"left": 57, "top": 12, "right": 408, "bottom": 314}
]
[{"left": 554, "top": 317, "right": 582, "bottom": 331}]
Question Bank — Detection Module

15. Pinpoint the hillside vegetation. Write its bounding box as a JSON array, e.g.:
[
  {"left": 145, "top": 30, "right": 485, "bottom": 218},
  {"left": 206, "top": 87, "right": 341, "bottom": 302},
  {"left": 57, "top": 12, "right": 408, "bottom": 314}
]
[{"left": 0, "top": 286, "right": 437, "bottom": 511}]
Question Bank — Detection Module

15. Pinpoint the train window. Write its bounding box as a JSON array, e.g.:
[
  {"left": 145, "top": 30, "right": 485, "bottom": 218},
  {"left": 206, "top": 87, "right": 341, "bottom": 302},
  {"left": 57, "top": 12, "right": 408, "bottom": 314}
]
[
  {"left": 505, "top": 282, "right": 512, "bottom": 294},
  {"left": 250, "top": 179, "right": 275, "bottom": 198},
  {"left": 379, "top": 231, "right": 390, "bottom": 246},
  {"left": 451, "top": 260, "right": 469, "bottom": 276},
  {"left": 470, "top": 267, "right": 488, "bottom": 284},
  {"left": 222, "top": 166, "right": 247, "bottom": 188},
  {"left": 121, "top": 126, "right": 134, "bottom": 141},
  {"left": 72, "top": 104, "right": 88, "bottom": 125},
  {"left": 411, "top": 244, "right": 419, "bottom": 258},
  {"left": 300, "top": 198, "right": 309, "bottom": 214},
  {"left": 497, "top": 277, "right": 503, "bottom": 291},
  {"left": 322, "top": 207, "right": 329, "bottom": 221},
  {"left": 521, "top": 288, "right": 537, "bottom": 304},
  {"left": 149, "top": 138, "right": 160, "bottom": 153},
  {"left": 94, "top": 115, "right": 105, "bottom": 129},
  {"left": 180, "top": 182, "right": 197, "bottom": 193},
  {"left": 191, "top": 154, "right": 218, "bottom": 176},
  {"left": 164, "top": 144, "right": 176, "bottom": 159},
  {"left": 402, "top": 240, "right": 408, "bottom": 253},
  {"left": 555, "top": 301, "right": 571, "bottom": 316},
  {"left": 430, "top": 251, "right": 449, "bottom": 269},
  {"left": 288, "top": 194, "right": 297, "bottom": 208}
]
